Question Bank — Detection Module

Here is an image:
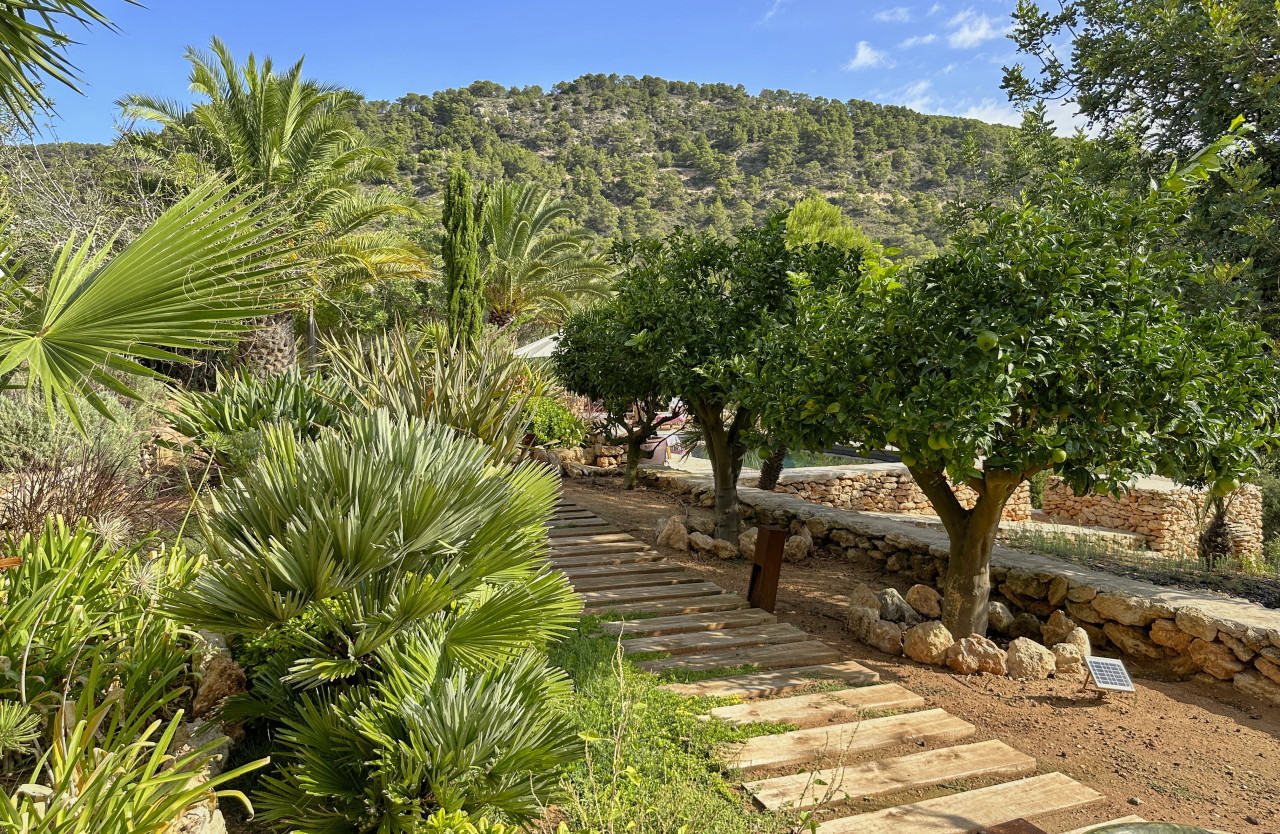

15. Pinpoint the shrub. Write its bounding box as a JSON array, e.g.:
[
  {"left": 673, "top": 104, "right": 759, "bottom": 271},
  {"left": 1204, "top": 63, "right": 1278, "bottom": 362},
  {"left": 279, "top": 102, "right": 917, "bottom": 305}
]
[
  {"left": 0, "top": 387, "right": 156, "bottom": 473},
  {"left": 165, "top": 411, "right": 582, "bottom": 826},
  {"left": 527, "top": 395, "right": 587, "bottom": 448}
]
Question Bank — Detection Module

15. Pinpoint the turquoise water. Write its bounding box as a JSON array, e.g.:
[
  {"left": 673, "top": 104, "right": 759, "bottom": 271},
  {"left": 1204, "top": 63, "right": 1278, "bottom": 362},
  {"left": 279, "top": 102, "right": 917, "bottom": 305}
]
[{"left": 684, "top": 446, "right": 866, "bottom": 469}]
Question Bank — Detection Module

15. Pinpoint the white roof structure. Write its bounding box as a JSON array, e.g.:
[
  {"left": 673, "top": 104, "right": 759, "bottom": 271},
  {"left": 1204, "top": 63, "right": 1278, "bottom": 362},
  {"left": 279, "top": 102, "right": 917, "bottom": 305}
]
[{"left": 513, "top": 333, "right": 560, "bottom": 359}]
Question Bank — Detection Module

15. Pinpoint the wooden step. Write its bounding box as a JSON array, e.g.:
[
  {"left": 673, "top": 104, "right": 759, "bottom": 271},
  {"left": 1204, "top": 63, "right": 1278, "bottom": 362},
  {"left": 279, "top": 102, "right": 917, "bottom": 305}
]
[
  {"left": 601, "top": 608, "right": 777, "bottom": 637},
  {"left": 815, "top": 772, "right": 1103, "bottom": 834},
  {"left": 547, "top": 526, "right": 623, "bottom": 539},
  {"left": 662, "top": 661, "right": 879, "bottom": 699},
  {"left": 553, "top": 551, "right": 665, "bottom": 569},
  {"left": 1061, "top": 818, "right": 1146, "bottom": 834},
  {"left": 637, "top": 640, "right": 841, "bottom": 675},
  {"left": 578, "top": 581, "right": 728, "bottom": 607},
  {"left": 590, "top": 594, "right": 751, "bottom": 617},
  {"left": 560, "top": 561, "right": 688, "bottom": 579},
  {"left": 622, "top": 623, "right": 809, "bottom": 657},
  {"left": 724, "top": 708, "right": 975, "bottom": 772},
  {"left": 551, "top": 541, "right": 654, "bottom": 557},
  {"left": 743, "top": 739, "right": 1036, "bottom": 811},
  {"left": 547, "top": 517, "right": 609, "bottom": 528},
  {"left": 570, "top": 571, "right": 706, "bottom": 592},
  {"left": 710, "top": 683, "right": 925, "bottom": 727}
]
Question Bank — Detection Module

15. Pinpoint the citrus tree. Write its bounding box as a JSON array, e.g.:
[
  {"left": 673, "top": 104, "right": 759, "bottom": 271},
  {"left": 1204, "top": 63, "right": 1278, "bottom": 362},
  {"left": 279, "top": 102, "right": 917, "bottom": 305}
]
[
  {"left": 755, "top": 135, "right": 1279, "bottom": 637},
  {"left": 553, "top": 301, "right": 679, "bottom": 489},
  {"left": 618, "top": 217, "right": 862, "bottom": 540}
]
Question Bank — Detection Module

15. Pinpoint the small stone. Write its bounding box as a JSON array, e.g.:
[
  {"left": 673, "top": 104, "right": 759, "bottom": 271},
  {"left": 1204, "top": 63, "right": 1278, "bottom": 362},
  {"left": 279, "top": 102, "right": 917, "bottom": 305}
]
[
  {"left": 687, "top": 516, "right": 716, "bottom": 536},
  {"left": 1128, "top": 797, "right": 1143, "bottom": 807},
  {"left": 782, "top": 528, "right": 813, "bottom": 563},
  {"left": 193, "top": 656, "right": 248, "bottom": 719},
  {"left": 1009, "top": 613, "right": 1044, "bottom": 643},
  {"left": 905, "top": 584, "right": 942, "bottom": 619},
  {"left": 738, "top": 526, "right": 759, "bottom": 559},
  {"left": 1042, "top": 610, "right": 1075, "bottom": 647},
  {"left": 655, "top": 517, "right": 688, "bottom": 552},
  {"left": 1051, "top": 644, "right": 1086, "bottom": 679},
  {"left": 851, "top": 582, "right": 882, "bottom": 611},
  {"left": 1006, "top": 637, "right": 1056, "bottom": 680},
  {"left": 1190, "top": 639, "right": 1246, "bottom": 680},
  {"left": 846, "top": 605, "right": 881, "bottom": 643},
  {"left": 1062, "top": 626, "right": 1092, "bottom": 657},
  {"left": 1103, "top": 623, "right": 1164, "bottom": 660},
  {"left": 1246, "top": 814, "right": 1262, "bottom": 826},
  {"left": 946, "top": 634, "right": 1007, "bottom": 676},
  {"left": 868, "top": 620, "right": 904, "bottom": 656},
  {"left": 688, "top": 530, "right": 716, "bottom": 555},
  {"left": 878, "top": 588, "right": 922, "bottom": 625},
  {"left": 1149, "top": 618, "right": 1194, "bottom": 653},
  {"left": 987, "top": 601, "right": 1015, "bottom": 634},
  {"left": 706, "top": 537, "right": 739, "bottom": 560},
  {"left": 904, "top": 621, "right": 954, "bottom": 666}
]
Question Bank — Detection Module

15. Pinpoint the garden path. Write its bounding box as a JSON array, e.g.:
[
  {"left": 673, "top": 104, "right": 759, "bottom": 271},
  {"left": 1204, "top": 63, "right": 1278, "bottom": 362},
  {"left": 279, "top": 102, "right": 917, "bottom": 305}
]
[{"left": 549, "top": 499, "right": 1146, "bottom": 834}]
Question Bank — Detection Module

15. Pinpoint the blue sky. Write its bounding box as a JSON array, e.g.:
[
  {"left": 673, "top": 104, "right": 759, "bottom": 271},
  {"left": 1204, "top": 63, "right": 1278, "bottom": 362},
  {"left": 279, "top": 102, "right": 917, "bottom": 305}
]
[{"left": 43, "top": 0, "right": 1072, "bottom": 144}]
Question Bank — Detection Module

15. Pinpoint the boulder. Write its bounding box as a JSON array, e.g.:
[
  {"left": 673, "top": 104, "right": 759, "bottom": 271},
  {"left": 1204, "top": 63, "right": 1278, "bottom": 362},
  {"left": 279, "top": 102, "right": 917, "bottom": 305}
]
[
  {"left": 868, "top": 620, "right": 904, "bottom": 656},
  {"left": 1149, "top": 618, "right": 1195, "bottom": 653},
  {"left": 946, "top": 634, "right": 1007, "bottom": 676},
  {"left": 1189, "top": 638, "right": 1246, "bottom": 680},
  {"left": 738, "top": 526, "right": 759, "bottom": 559},
  {"left": 688, "top": 531, "right": 716, "bottom": 555},
  {"left": 1062, "top": 626, "right": 1092, "bottom": 657},
  {"left": 1174, "top": 607, "right": 1218, "bottom": 642},
  {"left": 1009, "top": 613, "right": 1044, "bottom": 643},
  {"left": 782, "top": 528, "right": 813, "bottom": 563},
  {"left": 846, "top": 605, "right": 881, "bottom": 643},
  {"left": 1102, "top": 623, "right": 1164, "bottom": 660},
  {"left": 192, "top": 630, "right": 231, "bottom": 678},
  {"left": 1006, "top": 637, "right": 1056, "bottom": 681},
  {"left": 1066, "top": 583, "right": 1098, "bottom": 603},
  {"left": 904, "top": 621, "right": 954, "bottom": 666},
  {"left": 688, "top": 516, "right": 716, "bottom": 536},
  {"left": 1042, "top": 610, "right": 1075, "bottom": 647},
  {"left": 655, "top": 517, "right": 688, "bottom": 552},
  {"left": 1051, "top": 643, "right": 1087, "bottom": 679},
  {"left": 905, "top": 584, "right": 942, "bottom": 619},
  {"left": 1257, "top": 656, "right": 1280, "bottom": 686},
  {"left": 851, "top": 583, "right": 882, "bottom": 612},
  {"left": 1090, "top": 591, "right": 1168, "bottom": 626},
  {"left": 192, "top": 656, "right": 247, "bottom": 719},
  {"left": 1233, "top": 671, "right": 1280, "bottom": 707},
  {"left": 878, "top": 588, "right": 922, "bottom": 625},
  {"left": 1047, "top": 576, "right": 1069, "bottom": 607},
  {"left": 1004, "top": 569, "right": 1049, "bottom": 599},
  {"left": 987, "top": 601, "right": 1016, "bottom": 634}
]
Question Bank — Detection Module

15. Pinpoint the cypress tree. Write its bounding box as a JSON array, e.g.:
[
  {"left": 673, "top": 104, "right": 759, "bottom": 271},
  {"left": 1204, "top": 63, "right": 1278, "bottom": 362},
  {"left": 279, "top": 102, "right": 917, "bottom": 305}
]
[{"left": 442, "top": 167, "right": 485, "bottom": 344}]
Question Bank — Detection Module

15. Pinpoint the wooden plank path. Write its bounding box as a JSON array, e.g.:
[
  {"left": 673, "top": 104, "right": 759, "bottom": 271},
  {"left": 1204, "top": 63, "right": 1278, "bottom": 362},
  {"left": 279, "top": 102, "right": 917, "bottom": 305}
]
[{"left": 549, "top": 501, "right": 1119, "bottom": 833}]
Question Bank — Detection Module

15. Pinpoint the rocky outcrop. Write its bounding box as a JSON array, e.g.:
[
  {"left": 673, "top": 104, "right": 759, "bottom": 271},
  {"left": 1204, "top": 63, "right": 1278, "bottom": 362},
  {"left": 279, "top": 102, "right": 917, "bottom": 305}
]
[{"left": 192, "top": 657, "right": 247, "bottom": 720}]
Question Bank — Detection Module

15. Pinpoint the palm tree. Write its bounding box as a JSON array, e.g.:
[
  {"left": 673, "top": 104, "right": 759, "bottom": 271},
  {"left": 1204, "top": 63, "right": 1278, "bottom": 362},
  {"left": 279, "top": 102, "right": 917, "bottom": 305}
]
[
  {"left": 119, "top": 37, "right": 424, "bottom": 374},
  {"left": 480, "top": 181, "right": 612, "bottom": 328}
]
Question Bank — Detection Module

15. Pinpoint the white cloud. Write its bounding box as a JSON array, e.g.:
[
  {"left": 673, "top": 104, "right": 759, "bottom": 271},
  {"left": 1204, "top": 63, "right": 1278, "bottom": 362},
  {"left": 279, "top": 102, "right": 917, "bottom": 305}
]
[
  {"left": 844, "top": 41, "right": 893, "bottom": 70},
  {"left": 947, "top": 9, "right": 1003, "bottom": 48},
  {"left": 874, "top": 6, "right": 912, "bottom": 22},
  {"left": 928, "top": 3, "right": 944, "bottom": 14},
  {"left": 957, "top": 99, "right": 1021, "bottom": 125},
  {"left": 882, "top": 79, "right": 935, "bottom": 111},
  {"left": 899, "top": 33, "right": 938, "bottom": 48},
  {"left": 760, "top": 0, "right": 789, "bottom": 22}
]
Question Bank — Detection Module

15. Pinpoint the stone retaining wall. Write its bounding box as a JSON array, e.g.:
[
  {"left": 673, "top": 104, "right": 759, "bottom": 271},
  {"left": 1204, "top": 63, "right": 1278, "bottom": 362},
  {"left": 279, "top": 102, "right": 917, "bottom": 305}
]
[
  {"left": 639, "top": 468, "right": 1280, "bottom": 708},
  {"left": 755, "top": 462, "right": 1033, "bottom": 523},
  {"left": 1042, "top": 476, "right": 1263, "bottom": 558}
]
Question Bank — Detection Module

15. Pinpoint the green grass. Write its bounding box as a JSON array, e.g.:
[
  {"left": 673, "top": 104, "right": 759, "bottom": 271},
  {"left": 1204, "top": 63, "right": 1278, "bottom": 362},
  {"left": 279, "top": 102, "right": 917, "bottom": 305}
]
[{"left": 545, "top": 617, "right": 807, "bottom": 834}]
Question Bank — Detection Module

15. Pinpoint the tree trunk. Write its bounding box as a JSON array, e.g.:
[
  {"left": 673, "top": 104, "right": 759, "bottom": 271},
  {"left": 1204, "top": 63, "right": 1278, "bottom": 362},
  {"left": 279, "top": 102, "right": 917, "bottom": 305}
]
[
  {"left": 305, "top": 305, "right": 318, "bottom": 377},
  {"left": 623, "top": 434, "right": 644, "bottom": 490},
  {"left": 236, "top": 311, "right": 297, "bottom": 378},
  {"left": 757, "top": 444, "right": 787, "bottom": 492},
  {"left": 910, "top": 466, "right": 1021, "bottom": 639}
]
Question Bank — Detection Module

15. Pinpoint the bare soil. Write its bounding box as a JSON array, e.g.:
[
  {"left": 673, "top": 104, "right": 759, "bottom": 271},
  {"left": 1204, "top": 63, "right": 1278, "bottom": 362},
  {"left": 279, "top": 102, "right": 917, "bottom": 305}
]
[{"left": 563, "top": 478, "right": 1280, "bottom": 834}]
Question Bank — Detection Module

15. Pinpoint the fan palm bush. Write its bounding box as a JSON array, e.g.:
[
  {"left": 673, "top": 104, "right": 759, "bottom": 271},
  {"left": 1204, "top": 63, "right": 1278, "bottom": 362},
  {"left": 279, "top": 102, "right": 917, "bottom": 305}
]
[{"left": 164, "top": 411, "right": 581, "bottom": 826}]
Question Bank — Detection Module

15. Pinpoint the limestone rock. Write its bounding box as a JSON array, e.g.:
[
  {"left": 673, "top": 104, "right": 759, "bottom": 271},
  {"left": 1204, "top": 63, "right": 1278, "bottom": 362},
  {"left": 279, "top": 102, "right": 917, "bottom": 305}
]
[
  {"left": 1065, "top": 600, "right": 1103, "bottom": 624},
  {"left": 904, "top": 621, "right": 953, "bottom": 666},
  {"left": 1220, "top": 633, "right": 1256, "bottom": 663},
  {"left": 905, "top": 584, "right": 942, "bottom": 619},
  {"left": 1066, "top": 583, "right": 1098, "bottom": 603},
  {"left": 1006, "top": 637, "right": 1056, "bottom": 680},
  {"left": 688, "top": 531, "right": 716, "bottom": 555},
  {"left": 170, "top": 807, "right": 227, "bottom": 834},
  {"left": 1189, "top": 638, "right": 1246, "bottom": 680},
  {"left": 851, "top": 583, "right": 882, "bottom": 612},
  {"left": 1062, "top": 626, "right": 1092, "bottom": 657},
  {"left": 782, "top": 528, "right": 813, "bottom": 563},
  {"left": 1009, "top": 613, "right": 1044, "bottom": 643},
  {"left": 1149, "top": 618, "right": 1194, "bottom": 653},
  {"left": 868, "top": 620, "right": 904, "bottom": 656},
  {"left": 846, "top": 605, "right": 880, "bottom": 643},
  {"left": 1256, "top": 656, "right": 1280, "bottom": 686},
  {"left": 1170, "top": 654, "right": 1201, "bottom": 677},
  {"left": 688, "top": 516, "right": 716, "bottom": 536},
  {"left": 987, "top": 601, "right": 1015, "bottom": 634},
  {"left": 192, "top": 630, "right": 231, "bottom": 678},
  {"left": 192, "top": 656, "right": 247, "bottom": 719},
  {"left": 1091, "top": 591, "right": 1168, "bottom": 626},
  {"left": 1051, "top": 644, "right": 1086, "bottom": 679},
  {"left": 738, "top": 526, "right": 759, "bottom": 559},
  {"left": 1102, "top": 623, "right": 1164, "bottom": 660},
  {"left": 878, "top": 588, "right": 922, "bottom": 625},
  {"left": 1047, "top": 576, "right": 1069, "bottom": 607},
  {"left": 656, "top": 517, "right": 688, "bottom": 552},
  {"left": 1004, "top": 569, "right": 1049, "bottom": 599},
  {"left": 1174, "top": 607, "right": 1218, "bottom": 643},
  {"left": 1234, "top": 671, "right": 1280, "bottom": 707},
  {"left": 1042, "top": 610, "right": 1075, "bottom": 647},
  {"left": 946, "top": 634, "right": 1007, "bottom": 676}
]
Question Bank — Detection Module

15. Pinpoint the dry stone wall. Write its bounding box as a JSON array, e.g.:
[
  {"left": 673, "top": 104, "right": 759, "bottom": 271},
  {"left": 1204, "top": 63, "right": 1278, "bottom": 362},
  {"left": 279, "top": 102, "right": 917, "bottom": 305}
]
[
  {"left": 639, "top": 468, "right": 1280, "bottom": 708},
  {"left": 1042, "top": 476, "right": 1263, "bottom": 558},
  {"left": 757, "top": 462, "right": 1032, "bottom": 522}
]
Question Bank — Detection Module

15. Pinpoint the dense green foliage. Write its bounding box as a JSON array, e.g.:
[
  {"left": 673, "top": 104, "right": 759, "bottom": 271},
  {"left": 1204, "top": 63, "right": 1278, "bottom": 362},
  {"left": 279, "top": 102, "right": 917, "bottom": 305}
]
[
  {"left": 352, "top": 75, "right": 1011, "bottom": 254},
  {"left": 444, "top": 167, "right": 487, "bottom": 343},
  {"left": 525, "top": 395, "right": 587, "bottom": 448}
]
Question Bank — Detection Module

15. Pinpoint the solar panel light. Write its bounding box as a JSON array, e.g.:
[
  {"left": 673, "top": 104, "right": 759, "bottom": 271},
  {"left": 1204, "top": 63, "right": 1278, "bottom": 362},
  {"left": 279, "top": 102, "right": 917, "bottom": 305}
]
[{"left": 1082, "top": 656, "right": 1136, "bottom": 693}]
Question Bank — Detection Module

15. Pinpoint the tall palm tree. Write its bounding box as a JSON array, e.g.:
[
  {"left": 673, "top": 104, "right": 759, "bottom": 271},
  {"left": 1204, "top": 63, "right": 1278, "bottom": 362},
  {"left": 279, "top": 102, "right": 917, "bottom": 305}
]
[
  {"left": 480, "top": 181, "right": 612, "bottom": 328},
  {"left": 119, "top": 37, "right": 424, "bottom": 374}
]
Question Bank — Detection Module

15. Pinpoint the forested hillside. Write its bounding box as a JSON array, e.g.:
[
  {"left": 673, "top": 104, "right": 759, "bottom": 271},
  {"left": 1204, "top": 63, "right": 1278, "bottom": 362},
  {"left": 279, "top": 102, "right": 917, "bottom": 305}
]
[{"left": 354, "top": 74, "right": 1013, "bottom": 256}]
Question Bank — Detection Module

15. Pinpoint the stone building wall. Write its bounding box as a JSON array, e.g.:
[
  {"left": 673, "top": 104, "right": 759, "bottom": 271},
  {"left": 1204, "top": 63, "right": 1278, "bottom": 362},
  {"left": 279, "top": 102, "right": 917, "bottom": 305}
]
[
  {"left": 638, "top": 469, "right": 1280, "bottom": 708},
  {"left": 1042, "top": 477, "right": 1263, "bottom": 558},
  {"left": 763, "top": 462, "right": 1033, "bottom": 523}
]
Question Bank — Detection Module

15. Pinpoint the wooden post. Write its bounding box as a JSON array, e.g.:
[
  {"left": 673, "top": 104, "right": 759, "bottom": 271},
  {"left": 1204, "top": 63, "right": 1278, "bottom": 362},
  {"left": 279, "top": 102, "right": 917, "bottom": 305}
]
[{"left": 748, "top": 524, "right": 787, "bottom": 613}]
